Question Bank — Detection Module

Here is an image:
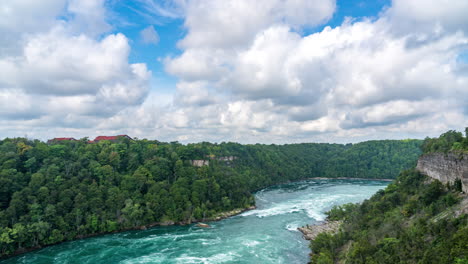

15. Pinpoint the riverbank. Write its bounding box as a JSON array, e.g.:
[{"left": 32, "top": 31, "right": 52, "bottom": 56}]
[
  {"left": 298, "top": 221, "right": 342, "bottom": 240},
  {"left": 1, "top": 205, "right": 256, "bottom": 261},
  {"left": 307, "top": 177, "right": 394, "bottom": 182}
]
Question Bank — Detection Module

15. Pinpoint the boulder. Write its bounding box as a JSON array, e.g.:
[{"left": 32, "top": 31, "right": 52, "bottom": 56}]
[{"left": 298, "top": 221, "right": 341, "bottom": 240}]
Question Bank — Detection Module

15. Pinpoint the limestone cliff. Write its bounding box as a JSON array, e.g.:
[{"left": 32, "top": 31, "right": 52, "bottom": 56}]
[{"left": 416, "top": 152, "right": 468, "bottom": 192}]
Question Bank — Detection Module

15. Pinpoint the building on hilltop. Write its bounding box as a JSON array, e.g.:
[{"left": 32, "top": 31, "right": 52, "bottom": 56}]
[
  {"left": 92, "top": 135, "right": 132, "bottom": 143},
  {"left": 47, "top": 135, "right": 133, "bottom": 144}
]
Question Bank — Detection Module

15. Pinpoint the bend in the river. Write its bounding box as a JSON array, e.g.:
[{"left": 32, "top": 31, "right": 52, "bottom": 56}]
[{"left": 2, "top": 179, "right": 388, "bottom": 264}]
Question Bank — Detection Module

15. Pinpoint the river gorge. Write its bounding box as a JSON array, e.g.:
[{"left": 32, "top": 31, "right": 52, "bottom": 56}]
[{"left": 1, "top": 179, "right": 388, "bottom": 264}]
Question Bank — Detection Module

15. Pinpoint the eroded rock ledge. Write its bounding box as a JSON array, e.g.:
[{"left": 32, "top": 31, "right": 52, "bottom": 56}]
[
  {"left": 416, "top": 152, "right": 468, "bottom": 192},
  {"left": 298, "top": 221, "right": 342, "bottom": 240}
]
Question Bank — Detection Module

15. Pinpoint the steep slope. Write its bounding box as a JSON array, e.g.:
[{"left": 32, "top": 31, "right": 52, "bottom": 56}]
[
  {"left": 417, "top": 152, "right": 468, "bottom": 192},
  {"left": 308, "top": 130, "right": 468, "bottom": 264},
  {"left": 310, "top": 169, "right": 467, "bottom": 263}
]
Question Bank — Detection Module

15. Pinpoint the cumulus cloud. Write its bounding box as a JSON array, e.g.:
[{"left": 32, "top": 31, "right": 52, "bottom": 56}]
[
  {"left": 1, "top": 0, "right": 467, "bottom": 143},
  {"left": 387, "top": 0, "right": 468, "bottom": 35},
  {"left": 0, "top": 89, "right": 41, "bottom": 120},
  {"left": 0, "top": 0, "right": 150, "bottom": 131},
  {"left": 179, "top": 0, "right": 335, "bottom": 49},
  {"left": 67, "top": 0, "right": 111, "bottom": 36},
  {"left": 0, "top": 0, "right": 66, "bottom": 55},
  {"left": 0, "top": 0, "right": 65, "bottom": 33},
  {"left": 156, "top": 0, "right": 468, "bottom": 143}
]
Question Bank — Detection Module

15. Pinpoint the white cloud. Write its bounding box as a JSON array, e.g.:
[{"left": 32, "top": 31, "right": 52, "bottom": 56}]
[
  {"left": 165, "top": 48, "right": 231, "bottom": 81},
  {"left": 178, "top": 0, "right": 335, "bottom": 49},
  {"left": 140, "top": 25, "right": 160, "bottom": 44},
  {"left": 67, "top": 0, "right": 111, "bottom": 36},
  {"left": 0, "top": 0, "right": 66, "bottom": 55},
  {"left": 159, "top": 0, "right": 468, "bottom": 142},
  {"left": 0, "top": 89, "right": 41, "bottom": 120},
  {"left": 1, "top": 0, "right": 467, "bottom": 143},
  {"left": 0, "top": 0, "right": 150, "bottom": 128},
  {"left": 136, "top": 0, "right": 188, "bottom": 19},
  {"left": 226, "top": 26, "right": 302, "bottom": 99},
  {"left": 387, "top": 0, "right": 468, "bottom": 35},
  {"left": 21, "top": 28, "right": 132, "bottom": 94},
  {"left": 174, "top": 81, "right": 219, "bottom": 106}
]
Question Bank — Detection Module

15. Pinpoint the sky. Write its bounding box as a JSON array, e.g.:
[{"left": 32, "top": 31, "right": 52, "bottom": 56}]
[{"left": 0, "top": 0, "right": 467, "bottom": 144}]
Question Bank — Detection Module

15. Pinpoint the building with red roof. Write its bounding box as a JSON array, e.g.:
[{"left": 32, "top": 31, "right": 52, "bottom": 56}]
[
  {"left": 92, "top": 135, "right": 132, "bottom": 143},
  {"left": 47, "top": 135, "right": 132, "bottom": 144}
]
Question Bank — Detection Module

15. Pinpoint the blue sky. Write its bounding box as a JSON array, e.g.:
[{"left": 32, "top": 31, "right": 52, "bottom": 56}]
[{"left": 0, "top": 0, "right": 467, "bottom": 143}]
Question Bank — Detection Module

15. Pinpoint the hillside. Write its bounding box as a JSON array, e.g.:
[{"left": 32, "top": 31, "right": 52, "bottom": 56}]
[
  {"left": 309, "top": 130, "right": 468, "bottom": 263},
  {"left": 0, "top": 138, "right": 421, "bottom": 257}
]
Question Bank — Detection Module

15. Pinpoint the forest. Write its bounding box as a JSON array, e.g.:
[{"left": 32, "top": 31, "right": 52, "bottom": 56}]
[
  {"left": 421, "top": 128, "right": 468, "bottom": 153},
  {"left": 310, "top": 129, "right": 468, "bottom": 263},
  {"left": 0, "top": 137, "right": 421, "bottom": 257}
]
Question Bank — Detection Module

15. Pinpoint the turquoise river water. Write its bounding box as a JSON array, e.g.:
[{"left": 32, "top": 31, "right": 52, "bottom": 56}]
[{"left": 2, "top": 179, "right": 388, "bottom": 264}]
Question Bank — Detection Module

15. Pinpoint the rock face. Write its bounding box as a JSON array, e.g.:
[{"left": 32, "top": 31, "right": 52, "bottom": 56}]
[
  {"left": 298, "top": 221, "right": 342, "bottom": 240},
  {"left": 191, "top": 160, "right": 209, "bottom": 167},
  {"left": 416, "top": 152, "right": 468, "bottom": 192}
]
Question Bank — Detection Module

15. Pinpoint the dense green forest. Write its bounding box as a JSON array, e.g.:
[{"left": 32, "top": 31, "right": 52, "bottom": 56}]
[
  {"left": 310, "top": 129, "right": 468, "bottom": 264},
  {"left": 421, "top": 128, "right": 468, "bottom": 153},
  {"left": 0, "top": 137, "right": 421, "bottom": 257}
]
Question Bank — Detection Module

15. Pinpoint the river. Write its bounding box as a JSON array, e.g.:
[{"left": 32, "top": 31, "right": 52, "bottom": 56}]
[{"left": 2, "top": 179, "right": 388, "bottom": 264}]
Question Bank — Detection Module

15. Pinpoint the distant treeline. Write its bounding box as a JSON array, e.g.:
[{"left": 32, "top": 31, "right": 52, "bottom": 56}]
[{"left": 0, "top": 138, "right": 421, "bottom": 257}]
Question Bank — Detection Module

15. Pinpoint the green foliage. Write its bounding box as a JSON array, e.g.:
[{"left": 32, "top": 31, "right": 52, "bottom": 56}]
[
  {"left": 422, "top": 128, "right": 468, "bottom": 153},
  {"left": 310, "top": 169, "right": 467, "bottom": 263},
  {"left": 0, "top": 137, "right": 421, "bottom": 257},
  {"left": 326, "top": 203, "right": 359, "bottom": 221}
]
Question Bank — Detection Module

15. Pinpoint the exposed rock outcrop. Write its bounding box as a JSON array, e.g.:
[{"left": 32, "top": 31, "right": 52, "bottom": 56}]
[
  {"left": 207, "top": 206, "right": 256, "bottom": 221},
  {"left": 416, "top": 152, "right": 468, "bottom": 192},
  {"left": 298, "top": 221, "right": 342, "bottom": 240},
  {"left": 191, "top": 156, "right": 237, "bottom": 167},
  {"left": 191, "top": 160, "right": 209, "bottom": 167}
]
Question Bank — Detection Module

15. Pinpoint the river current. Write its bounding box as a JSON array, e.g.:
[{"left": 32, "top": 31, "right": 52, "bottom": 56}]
[{"left": 2, "top": 179, "right": 388, "bottom": 264}]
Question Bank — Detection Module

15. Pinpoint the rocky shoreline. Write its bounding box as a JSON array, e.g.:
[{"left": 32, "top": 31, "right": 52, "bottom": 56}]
[
  {"left": 298, "top": 220, "right": 342, "bottom": 240},
  {"left": 144, "top": 205, "right": 257, "bottom": 227}
]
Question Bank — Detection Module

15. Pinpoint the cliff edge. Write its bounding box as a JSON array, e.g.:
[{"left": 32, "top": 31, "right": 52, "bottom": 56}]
[{"left": 416, "top": 152, "right": 468, "bottom": 192}]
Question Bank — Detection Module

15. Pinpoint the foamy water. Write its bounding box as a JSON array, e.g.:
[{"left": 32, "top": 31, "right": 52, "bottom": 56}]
[{"left": 2, "top": 179, "right": 388, "bottom": 264}]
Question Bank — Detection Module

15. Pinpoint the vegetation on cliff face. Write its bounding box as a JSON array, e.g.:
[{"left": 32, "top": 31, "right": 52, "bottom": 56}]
[
  {"left": 422, "top": 128, "right": 468, "bottom": 154},
  {"left": 309, "top": 130, "right": 468, "bottom": 264},
  {"left": 311, "top": 169, "right": 467, "bottom": 264},
  {"left": 0, "top": 138, "right": 421, "bottom": 257}
]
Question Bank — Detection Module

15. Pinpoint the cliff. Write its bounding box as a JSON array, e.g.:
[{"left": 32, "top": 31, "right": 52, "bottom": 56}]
[{"left": 416, "top": 152, "right": 468, "bottom": 192}]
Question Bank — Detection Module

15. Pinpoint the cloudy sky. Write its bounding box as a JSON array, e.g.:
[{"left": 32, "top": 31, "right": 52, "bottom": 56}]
[{"left": 0, "top": 0, "right": 467, "bottom": 143}]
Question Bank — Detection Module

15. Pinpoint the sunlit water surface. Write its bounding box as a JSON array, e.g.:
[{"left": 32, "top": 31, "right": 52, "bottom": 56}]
[{"left": 2, "top": 179, "right": 388, "bottom": 264}]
